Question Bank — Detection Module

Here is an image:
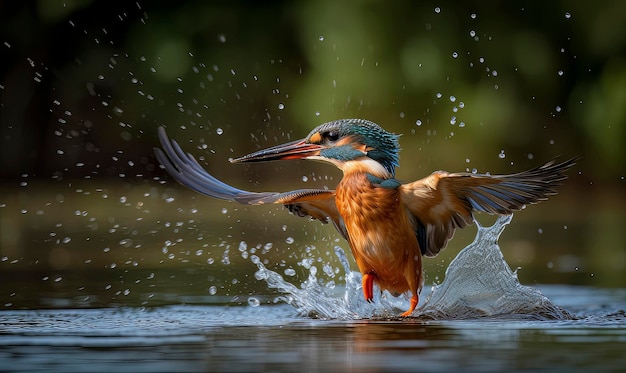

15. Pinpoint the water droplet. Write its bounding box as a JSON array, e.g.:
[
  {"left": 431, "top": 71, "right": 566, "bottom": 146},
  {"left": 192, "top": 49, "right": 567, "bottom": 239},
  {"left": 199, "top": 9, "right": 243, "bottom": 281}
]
[
  {"left": 319, "top": 36, "right": 325, "bottom": 41},
  {"left": 564, "top": 12, "right": 571, "bottom": 19},
  {"left": 302, "top": 176, "right": 308, "bottom": 182},
  {"left": 284, "top": 268, "right": 296, "bottom": 277},
  {"left": 221, "top": 208, "right": 228, "bottom": 214},
  {"left": 449, "top": 95, "right": 456, "bottom": 102},
  {"left": 120, "top": 196, "right": 127, "bottom": 203},
  {"left": 434, "top": 6, "right": 441, "bottom": 13},
  {"left": 470, "top": 13, "right": 477, "bottom": 19},
  {"left": 498, "top": 150, "right": 506, "bottom": 159},
  {"left": 254, "top": 269, "right": 267, "bottom": 281},
  {"left": 452, "top": 51, "right": 458, "bottom": 59},
  {"left": 285, "top": 237, "right": 294, "bottom": 244},
  {"left": 216, "top": 128, "right": 223, "bottom": 135},
  {"left": 278, "top": 103, "right": 285, "bottom": 110},
  {"left": 244, "top": 254, "right": 258, "bottom": 265},
  {"left": 469, "top": 30, "right": 476, "bottom": 38},
  {"left": 208, "top": 286, "right": 217, "bottom": 295},
  {"left": 247, "top": 297, "right": 260, "bottom": 307},
  {"left": 557, "top": 70, "right": 564, "bottom": 76},
  {"left": 415, "top": 119, "right": 422, "bottom": 126}
]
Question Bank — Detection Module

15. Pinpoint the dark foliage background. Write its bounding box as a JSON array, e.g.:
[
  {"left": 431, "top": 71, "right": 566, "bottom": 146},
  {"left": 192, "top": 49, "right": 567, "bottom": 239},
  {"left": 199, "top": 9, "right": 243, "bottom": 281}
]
[{"left": 0, "top": 1, "right": 624, "bottom": 298}]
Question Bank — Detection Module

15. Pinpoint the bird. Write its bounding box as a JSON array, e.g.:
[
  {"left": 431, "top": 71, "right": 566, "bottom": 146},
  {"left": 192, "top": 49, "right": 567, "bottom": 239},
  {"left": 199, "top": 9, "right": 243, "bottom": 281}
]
[{"left": 154, "top": 118, "right": 579, "bottom": 317}]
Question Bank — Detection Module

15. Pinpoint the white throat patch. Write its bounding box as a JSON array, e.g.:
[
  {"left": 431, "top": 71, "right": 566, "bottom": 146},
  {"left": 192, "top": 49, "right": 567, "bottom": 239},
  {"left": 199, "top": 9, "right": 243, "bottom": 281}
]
[{"left": 307, "top": 155, "right": 392, "bottom": 178}]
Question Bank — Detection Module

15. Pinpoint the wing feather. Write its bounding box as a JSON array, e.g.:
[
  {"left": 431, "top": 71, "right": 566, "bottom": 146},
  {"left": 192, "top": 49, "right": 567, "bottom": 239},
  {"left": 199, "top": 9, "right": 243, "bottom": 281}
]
[
  {"left": 401, "top": 157, "right": 579, "bottom": 257},
  {"left": 154, "top": 126, "right": 347, "bottom": 239}
]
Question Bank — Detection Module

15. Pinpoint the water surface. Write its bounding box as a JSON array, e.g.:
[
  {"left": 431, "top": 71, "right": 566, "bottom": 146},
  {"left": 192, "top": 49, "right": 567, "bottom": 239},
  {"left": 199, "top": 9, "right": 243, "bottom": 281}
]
[{"left": 1, "top": 285, "right": 625, "bottom": 373}]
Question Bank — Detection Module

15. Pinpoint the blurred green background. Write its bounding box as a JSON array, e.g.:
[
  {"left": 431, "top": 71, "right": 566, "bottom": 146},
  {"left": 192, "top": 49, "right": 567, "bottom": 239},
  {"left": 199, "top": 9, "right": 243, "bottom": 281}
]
[{"left": 0, "top": 1, "right": 624, "bottom": 309}]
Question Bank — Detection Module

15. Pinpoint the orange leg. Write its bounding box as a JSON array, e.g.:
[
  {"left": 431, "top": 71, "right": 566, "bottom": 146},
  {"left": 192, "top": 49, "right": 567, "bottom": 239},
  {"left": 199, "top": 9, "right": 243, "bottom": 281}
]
[
  {"left": 362, "top": 272, "right": 377, "bottom": 302},
  {"left": 399, "top": 294, "right": 418, "bottom": 317}
]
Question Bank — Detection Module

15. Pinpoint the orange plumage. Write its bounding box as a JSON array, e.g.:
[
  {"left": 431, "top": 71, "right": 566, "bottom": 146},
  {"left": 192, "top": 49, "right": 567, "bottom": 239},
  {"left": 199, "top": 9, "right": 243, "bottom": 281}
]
[{"left": 337, "top": 172, "right": 422, "bottom": 316}]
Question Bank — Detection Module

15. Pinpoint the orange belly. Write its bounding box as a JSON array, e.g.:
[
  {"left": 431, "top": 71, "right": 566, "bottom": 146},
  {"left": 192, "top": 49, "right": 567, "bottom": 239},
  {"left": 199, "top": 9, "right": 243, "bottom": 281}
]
[
  {"left": 346, "top": 212, "right": 423, "bottom": 295},
  {"left": 336, "top": 174, "right": 423, "bottom": 295}
]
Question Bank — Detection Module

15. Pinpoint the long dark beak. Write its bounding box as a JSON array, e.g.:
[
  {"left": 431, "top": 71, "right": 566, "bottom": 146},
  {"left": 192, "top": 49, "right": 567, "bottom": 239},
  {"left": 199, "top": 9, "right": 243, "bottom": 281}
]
[{"left": 230, "top": 139, "right": 324, "bottom": 163}]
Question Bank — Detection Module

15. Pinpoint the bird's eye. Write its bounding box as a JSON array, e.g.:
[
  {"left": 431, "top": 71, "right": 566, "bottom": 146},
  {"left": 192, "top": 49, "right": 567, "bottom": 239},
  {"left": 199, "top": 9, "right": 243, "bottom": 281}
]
[{"left": 325, "top": 131, "right": 339, "bottom": 142}]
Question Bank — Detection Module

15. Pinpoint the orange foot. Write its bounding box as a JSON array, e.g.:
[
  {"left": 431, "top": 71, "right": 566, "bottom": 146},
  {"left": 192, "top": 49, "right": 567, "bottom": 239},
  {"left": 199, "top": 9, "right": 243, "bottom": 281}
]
[
  {"left": 399, "top": 294, "right": 418, "bottom": 317},
  {"left": 362, "top": 272, "right": 377, "bottom": 302}
]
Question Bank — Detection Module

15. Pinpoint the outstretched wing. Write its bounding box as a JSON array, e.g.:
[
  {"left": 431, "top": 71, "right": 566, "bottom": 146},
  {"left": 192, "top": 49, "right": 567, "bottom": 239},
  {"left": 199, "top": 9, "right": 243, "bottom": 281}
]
[
  {"left": 154, "top": 126, "right": 347, "bottom": 239},
  {"left": 400, "top": 157, "right": 579, "bottom": 257}
]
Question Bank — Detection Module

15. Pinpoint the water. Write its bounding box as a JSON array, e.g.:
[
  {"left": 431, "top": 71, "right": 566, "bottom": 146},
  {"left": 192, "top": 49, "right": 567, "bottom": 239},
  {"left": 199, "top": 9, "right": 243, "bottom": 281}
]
[
  {"left": 1, "top": 216, "right": 625, "bottom": 372},
  {"left": 419, "top": 215, "right": 571, "bottom": 320},
  {"left": 1, "top": 288, "right": 625, "bottom": 372}
]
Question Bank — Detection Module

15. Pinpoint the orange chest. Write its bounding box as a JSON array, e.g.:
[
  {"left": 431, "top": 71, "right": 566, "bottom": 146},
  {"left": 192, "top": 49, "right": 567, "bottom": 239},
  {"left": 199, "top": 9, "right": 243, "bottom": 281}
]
[
  {"left": 334, "top": 174, "right": 421, "bottom": 283},
  {"left": 335, "top": 175, "right": 418, "bottom": 257},
  {"left": 336, "top": 176, "right": 400, "bottom": 224}
]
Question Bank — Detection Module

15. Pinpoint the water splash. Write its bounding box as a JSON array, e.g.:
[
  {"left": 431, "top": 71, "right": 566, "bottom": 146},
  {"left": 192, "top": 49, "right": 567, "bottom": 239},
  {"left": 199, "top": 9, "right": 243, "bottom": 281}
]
[
  {"left": 419, "top": 215, "right": 572, "bottom": 320},
  {"left": 253, "top": 215, "right": 572, "bottom": 320},
  {"left": 254, "top": 246, "right": 406, "bottom": 319}
]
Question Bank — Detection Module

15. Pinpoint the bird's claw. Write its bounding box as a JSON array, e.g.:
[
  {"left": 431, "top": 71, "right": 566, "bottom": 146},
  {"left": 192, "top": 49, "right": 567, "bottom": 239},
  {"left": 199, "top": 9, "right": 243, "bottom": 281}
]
[
  {"left": 399, "top": 295, "right": 419, "bottom": 317},
  {"left": 362, "top": 272, "right": 376, "bottom": 303}
]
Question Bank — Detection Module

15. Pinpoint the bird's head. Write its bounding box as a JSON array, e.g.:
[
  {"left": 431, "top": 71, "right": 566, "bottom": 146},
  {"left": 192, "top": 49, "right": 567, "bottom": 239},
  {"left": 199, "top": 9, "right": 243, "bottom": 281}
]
[{"left": 230, "top": 119, "right": 401, "bottom": 178}]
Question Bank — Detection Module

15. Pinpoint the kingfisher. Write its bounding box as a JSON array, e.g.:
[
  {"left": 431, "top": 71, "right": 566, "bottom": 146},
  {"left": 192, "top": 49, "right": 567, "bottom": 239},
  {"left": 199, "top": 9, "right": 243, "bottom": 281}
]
[{"left": 154, "top": 119, "right": 578, "bottom": 317}]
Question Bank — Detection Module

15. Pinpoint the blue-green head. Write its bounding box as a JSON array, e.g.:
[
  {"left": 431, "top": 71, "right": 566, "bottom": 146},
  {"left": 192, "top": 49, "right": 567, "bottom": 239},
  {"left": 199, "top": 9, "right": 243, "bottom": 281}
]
[{"left": 231, "top": 118, "right": 401, "bottom": 178}]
